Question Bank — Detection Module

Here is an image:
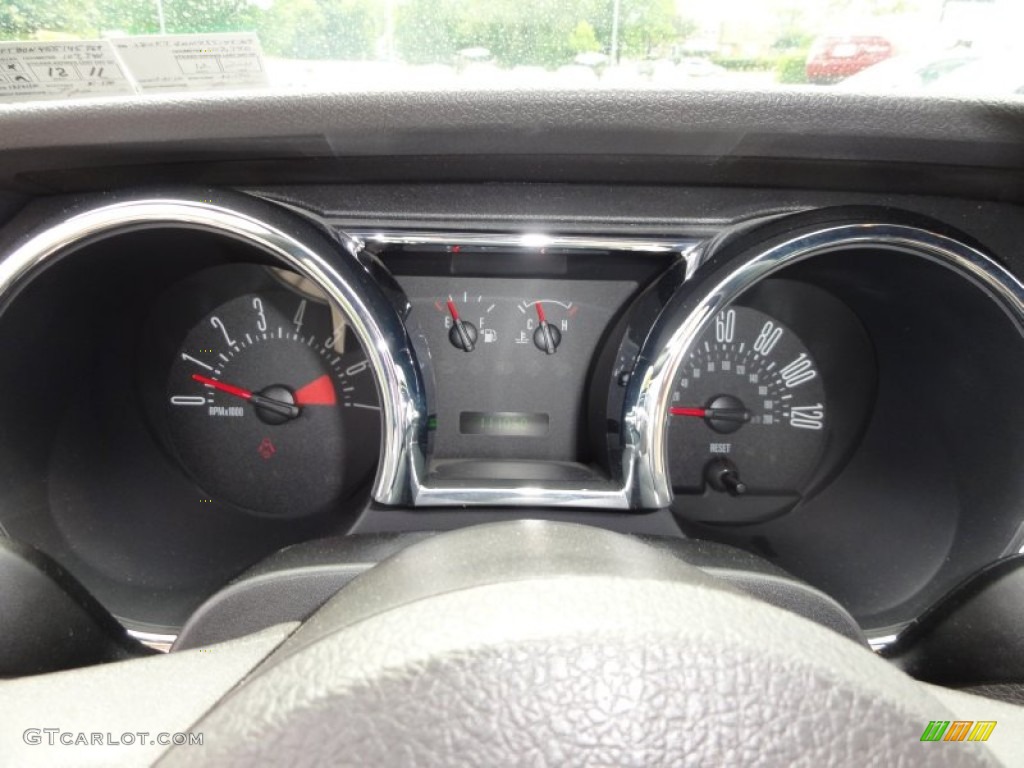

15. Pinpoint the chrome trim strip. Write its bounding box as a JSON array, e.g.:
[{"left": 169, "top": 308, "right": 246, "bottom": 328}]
[
  {"left": 409, "top": 456, "right": 635, "bottom": 509},
  {"left": 127, "top": 630, "right": 177, "bottom": 653},
  {"left": 866, "top": 632, "right": 901, "bottom": 652},
  {"left": 630, "top": 224, "right": 1024, "bottom": 508},
  {"left": 0, "top": 197, "right": 420, "bottom": 506},
  {"left": 353, "top": 230, "right": 701, "bottom": 256}
]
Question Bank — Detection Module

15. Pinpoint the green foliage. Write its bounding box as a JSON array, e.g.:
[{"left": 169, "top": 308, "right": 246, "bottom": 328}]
[
  {"left": 160, "top": 0, "right": 260, "bottom": 34},
  {"left": 257, "top": 0, "right": 380, "bottom": 59},
  {"left": 710, "top": 56, "right": 776, "bottom": 72},
  {"left": 392, "top": 0, "right": 459, "bottom": 64},
  {"left": 673, "top": 16, "right": 698, "bottom": 42},
  {"left": 2, "top": 0, "right": 683, "bottom": 67},
  {"left": 257, "top": 0, "right": 324, "bottom": 58},
  {"left": 396, "top": 0, "right": 588, "bottom": 68},
  {"left": 92, "top": 0, "right": 160, "bottom": 35},
  {"left": 826, "top": 0, "right": 924, "bottom": 14},
  {"left": 621, "top": 0, "right": 678, "bottom": 57},
  {"left": 1, "top": 0, "right": 98, "bottom": 38},
  {"left": 773, "top": 31, "right": 813, "bottom": 52},
  {"left": 568, "top": 20, "right": 599, "bottom": 55},
  {"left": 775, "top": 52, "right": 808, "bottom": 83},
  {"left": 573, "top": 0, "right": 679, "bottom": 60},
  {"left": 1, "top": 0, "right": 262, "bottom": 39},
  {"left": 396, "top": 0, "right": 681, "bottom": 68}
]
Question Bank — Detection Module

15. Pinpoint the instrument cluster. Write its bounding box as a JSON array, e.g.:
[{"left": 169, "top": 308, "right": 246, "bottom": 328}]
[{"left": 0, "top": 191, "right": 1022, "bottom": 641}]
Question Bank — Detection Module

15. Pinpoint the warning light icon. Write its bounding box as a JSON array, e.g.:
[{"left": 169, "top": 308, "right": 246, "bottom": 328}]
[{"left": 257, "top": 437, "right": 276, "bottom": 460}]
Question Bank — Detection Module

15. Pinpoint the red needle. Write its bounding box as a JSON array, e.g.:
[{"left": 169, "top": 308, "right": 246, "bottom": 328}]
[
  {"left": 192, "top": 373, "right": 252, "bottom": 400},
  {"left": 535, "top": 302, "right": 547, "bottom": 324},
  {"left": 446, "top": 297, "right": 476, "bottom": 352},
  {"left": 670, "top": 407, "right": 707, "bottom": 418},
  {"left": 192, "top": 373, "right": 300, "bottom": 419}
]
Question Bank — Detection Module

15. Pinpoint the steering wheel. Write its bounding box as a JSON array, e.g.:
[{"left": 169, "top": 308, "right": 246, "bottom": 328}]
[{"left": 152, "top": 521, "right": 997, "bottom": 767}]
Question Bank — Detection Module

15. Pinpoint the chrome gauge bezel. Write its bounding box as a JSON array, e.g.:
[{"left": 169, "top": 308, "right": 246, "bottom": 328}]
[
  {"left": 628, "top": 223, "right": 1024, "bottom": 509},
  {"left": 0, "top": 193, "right": 423, "bottom": 507}
]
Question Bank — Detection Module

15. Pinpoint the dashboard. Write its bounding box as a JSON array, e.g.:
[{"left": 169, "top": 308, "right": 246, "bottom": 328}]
[{"left": 1, "top": 90, "right": 1024, "bottom": 666}]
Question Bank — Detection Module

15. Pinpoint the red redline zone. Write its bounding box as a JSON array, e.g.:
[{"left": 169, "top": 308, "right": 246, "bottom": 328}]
[{"left": 294, "top": 374, "right": 337, "bottom": 406}]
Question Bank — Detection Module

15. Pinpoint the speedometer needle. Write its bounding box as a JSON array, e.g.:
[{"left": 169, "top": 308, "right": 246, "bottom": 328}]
[
  {"left": 192, "top": 374, "right": 300, "bottom": 419},
  {"left": 670, "top": 405, "right": 751, "bottom": 423}
]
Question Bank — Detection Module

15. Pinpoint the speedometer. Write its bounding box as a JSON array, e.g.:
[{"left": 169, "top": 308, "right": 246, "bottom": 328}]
[{"left": 667, "top": 306, "right": 827, "bottom": 497}]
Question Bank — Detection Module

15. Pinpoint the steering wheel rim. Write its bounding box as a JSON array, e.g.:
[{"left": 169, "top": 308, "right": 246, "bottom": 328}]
[{"left": 161, "top": 521, "right": 996, "bottom": 768}]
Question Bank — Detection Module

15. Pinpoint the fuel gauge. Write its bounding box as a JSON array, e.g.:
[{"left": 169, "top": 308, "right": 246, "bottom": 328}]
[{"left": 435, "top": 292, "right": 499, "bottom": 351}]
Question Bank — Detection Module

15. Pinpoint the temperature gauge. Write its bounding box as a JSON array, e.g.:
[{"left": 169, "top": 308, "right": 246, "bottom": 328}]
[{"left": 516, "top": 299, "right": 578, "bottom": 354}]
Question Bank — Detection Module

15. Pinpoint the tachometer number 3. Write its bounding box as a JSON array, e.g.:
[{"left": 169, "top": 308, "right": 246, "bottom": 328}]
[{"left": 253, "top": 297, "right": 268, "bottom": 332}]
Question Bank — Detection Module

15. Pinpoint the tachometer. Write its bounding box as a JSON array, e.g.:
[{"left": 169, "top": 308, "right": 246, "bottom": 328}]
[
  {"left": 667, "top": 306, "right": 827, "bottom": 496},
  {"left": 165, "top": 288, "right": 380, "bottom": 517}
]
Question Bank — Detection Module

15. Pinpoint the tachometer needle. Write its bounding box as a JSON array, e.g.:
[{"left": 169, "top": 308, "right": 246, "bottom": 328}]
[{"left": 192, "top": 374, "right": 300, "bottom": 419}]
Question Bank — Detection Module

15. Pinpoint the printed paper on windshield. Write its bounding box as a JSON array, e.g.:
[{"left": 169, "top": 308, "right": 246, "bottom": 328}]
[
  {"left": 0, "top": 41, "right": 135, "bottom": 102},
  {"left": 110, "top": 33, "right": 267, "bottom": 93}
]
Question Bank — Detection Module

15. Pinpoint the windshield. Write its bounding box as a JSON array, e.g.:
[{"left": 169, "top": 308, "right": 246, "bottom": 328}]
[{"left": 1, "top": 0, "right": 1021, "bottom": 101}]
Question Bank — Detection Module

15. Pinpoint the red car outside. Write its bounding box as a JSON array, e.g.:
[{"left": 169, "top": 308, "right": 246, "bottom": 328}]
[{"left": 805, "top": 35, "right": 896, "bottom": 84}]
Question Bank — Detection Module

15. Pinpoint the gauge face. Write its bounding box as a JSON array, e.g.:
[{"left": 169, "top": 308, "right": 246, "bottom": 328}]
[
  {"left": 165, "top": 289, "right": 380, "bottom": 517},
  {"left": 436, "top": 291, "right": 498, "bottom": 351},
  {"left": 668, "top": 306, "right": 827, "bottom": 495},
  {"left": 517, "top": 299, "right": 576, "bottom": 354}
]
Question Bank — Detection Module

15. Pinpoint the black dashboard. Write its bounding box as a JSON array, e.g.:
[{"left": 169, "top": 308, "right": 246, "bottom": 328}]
[{"left": 1, "top": 90, "right": 1024, "bottom": 664}]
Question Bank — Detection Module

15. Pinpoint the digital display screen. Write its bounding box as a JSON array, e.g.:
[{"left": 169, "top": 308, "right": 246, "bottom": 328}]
[{"left": 460, "top": 411, "right": 549, "bottom": 438}]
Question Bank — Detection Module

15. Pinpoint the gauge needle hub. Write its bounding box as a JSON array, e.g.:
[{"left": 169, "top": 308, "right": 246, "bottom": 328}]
[{"left": 192, "top": 374, "right": 301, "bottom": 419}]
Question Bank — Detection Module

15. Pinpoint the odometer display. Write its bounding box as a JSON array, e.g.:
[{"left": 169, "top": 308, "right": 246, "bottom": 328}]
[{"left": 668, "top": 305, "right": 827, "bottom": 496}]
